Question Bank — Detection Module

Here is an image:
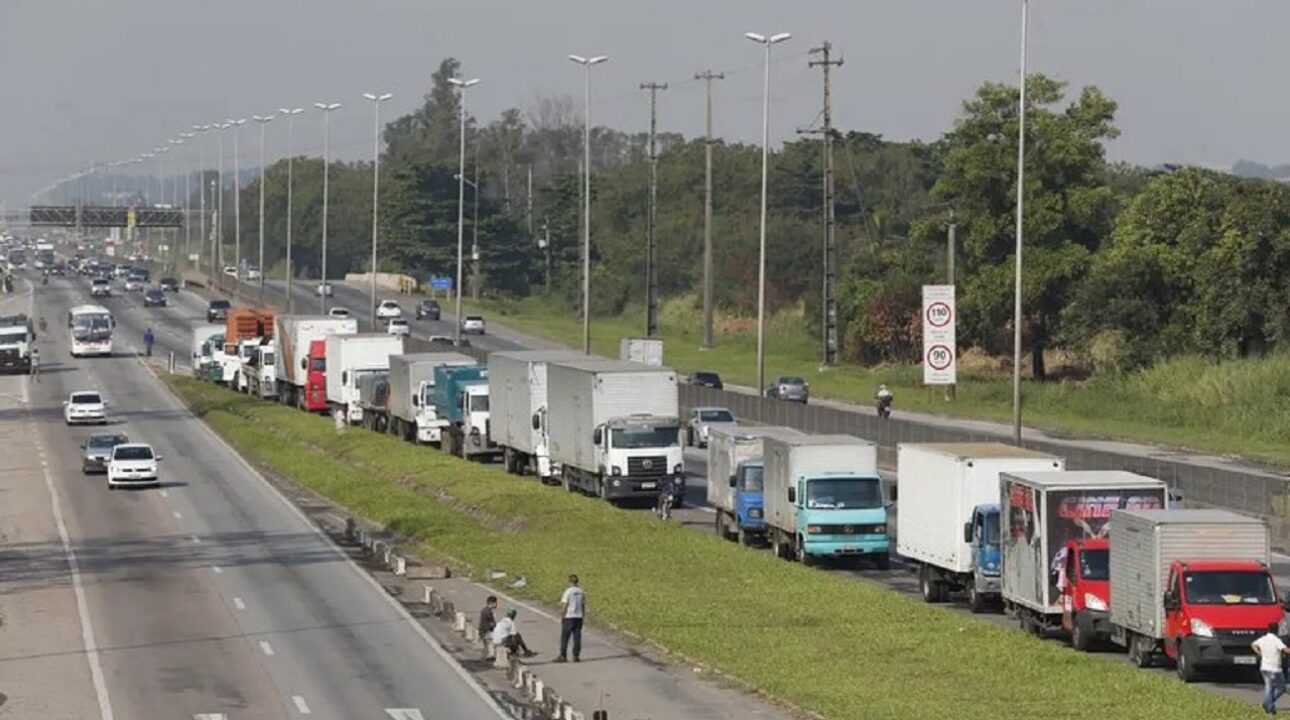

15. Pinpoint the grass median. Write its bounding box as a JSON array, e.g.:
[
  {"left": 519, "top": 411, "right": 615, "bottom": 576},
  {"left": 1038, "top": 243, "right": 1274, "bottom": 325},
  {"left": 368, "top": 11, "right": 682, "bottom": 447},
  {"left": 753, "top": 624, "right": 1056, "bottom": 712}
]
[{"left": 169, "top": 376, "right": 1256, "bottom": 720}]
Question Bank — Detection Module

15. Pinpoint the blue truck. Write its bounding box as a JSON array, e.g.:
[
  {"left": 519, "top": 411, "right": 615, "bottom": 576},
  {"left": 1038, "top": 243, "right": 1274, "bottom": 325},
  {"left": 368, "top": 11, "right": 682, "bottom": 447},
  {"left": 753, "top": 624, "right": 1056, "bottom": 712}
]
[
  {"left": 707, "top": 426, "right": 803, "bottom": 545},
  {"left": 431, "top": 364, "right": 497, "bottom": 460},
  {"left": 762, "top": 434, "right": 889, "bottom": 568}
]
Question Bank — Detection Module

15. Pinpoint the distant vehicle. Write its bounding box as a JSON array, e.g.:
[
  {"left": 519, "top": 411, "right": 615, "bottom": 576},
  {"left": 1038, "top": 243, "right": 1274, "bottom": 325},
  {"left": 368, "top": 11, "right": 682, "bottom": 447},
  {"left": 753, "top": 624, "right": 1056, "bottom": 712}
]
[
  {"left": 81, "top": 432, "right": 129, "bottom": 474},
  {"left": 766, "top": 375, "right": 809, "bottom": 404},
  {"left": 159, "top": 277, "right": 180, "bottom": 292},
  {"left": 460, "top": 315, "right": 486, "bottom": 335},
  {"left": 206, "top": 299, "right": 231, "bottom": 323},
  {"left": 377, "top": 300, "right": 403, "bottom": 320},
  {"left": 687, "top": 371, "right": 724, "bottom": 389},
  {"left": 686, "top": 407, "right": 737, "bottom": 448},
  {"left": 427, "top": 335, "right": 471, "bottom": 349},
  {"left": 124, "top": 273, "right": 146, "bottom": 292},
  {"left": 64, "top": 391, "right": 107, "bottom": 425},
  {"left": 143, "top": 288, "right": 167, "bottom": 307},
  {"left": 316, "top": 282, "right": 333, "bottom": 297},
  {"left": 415, "top": 299, "right": 441, "bottom": 321},
  {"left": 90, "top": 278, "right": 111, "bottom": 297},
  {"left": 328, "top": 307, "right": 352, "bottom": 319},
  {"left": 49, "top": 263, "right": 66, "bottom": 276},
  {"left": 386, "top": 318, "right": 411, "bottom": 336},
  {"left": 114, "top": 264, "right": 130, "bottom": 278},
  {"left": 107, "top": 443, "right": 162, "bottom": 489},
  {"left": 68, "top": 304, "right": 114, "bottom": 357},
  {"left": 245, "top": 266, "right": 262, "bottom": 281},
  {"left": 223, "top": 266, "right": 238, "bottom": 278}
]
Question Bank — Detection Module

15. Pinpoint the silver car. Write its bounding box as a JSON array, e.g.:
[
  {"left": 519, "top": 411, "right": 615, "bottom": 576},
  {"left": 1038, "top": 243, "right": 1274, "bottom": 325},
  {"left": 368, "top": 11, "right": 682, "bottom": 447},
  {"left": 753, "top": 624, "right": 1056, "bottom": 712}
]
[
  {"left": 766, "top": 376, "right": 810, "bottom": 404},
  {"left": 81, "top": 432, "right": 129, "bottom": 474},
  {"left": 686, "top": 407, "right": 737, "bottom": 448}
]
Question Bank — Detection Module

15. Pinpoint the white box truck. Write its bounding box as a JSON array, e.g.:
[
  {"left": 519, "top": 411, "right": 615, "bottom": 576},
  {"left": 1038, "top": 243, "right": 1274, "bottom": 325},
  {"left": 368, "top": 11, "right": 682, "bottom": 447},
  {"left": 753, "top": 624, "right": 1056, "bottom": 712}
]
[
  {"left": 897, "top": 443, "right": 1063, "bottom": 612},
  {"left": 707, "top": 426, "right": 805, "bottom": 545},
  {"left": 762, "top": 434, "right": 887, "bottom": 568},
  {"left": 489, "top": 350, "right": 586, "bottom": 482},
  {"left": 546, "top": 358, "right": 683, "bottom": 503},
  {"left": 190, "top": 324, "right": 224, "bottom": 379},
  {"left": 274, "top": 315, "right": 357, "bottom": 410},
  {"left": 386, "top": 352, "right": 475, "bottom": 444},
  {"left": 618, "top": 337, "right": 663, "bottom": 367},
  {"left": 1108, "top": 509, "right": 1283, "bottom": 680},
  {"left": 324, "top": 333, "right": 405, "bottom": 424}
]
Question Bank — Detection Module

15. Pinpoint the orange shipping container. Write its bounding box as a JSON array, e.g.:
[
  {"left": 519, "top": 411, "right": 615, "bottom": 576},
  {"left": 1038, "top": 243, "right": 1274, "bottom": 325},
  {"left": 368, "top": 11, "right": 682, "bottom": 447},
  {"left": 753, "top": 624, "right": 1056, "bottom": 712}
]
[{"left": 224, "top": 308, "right": 276, "bottom": 352}]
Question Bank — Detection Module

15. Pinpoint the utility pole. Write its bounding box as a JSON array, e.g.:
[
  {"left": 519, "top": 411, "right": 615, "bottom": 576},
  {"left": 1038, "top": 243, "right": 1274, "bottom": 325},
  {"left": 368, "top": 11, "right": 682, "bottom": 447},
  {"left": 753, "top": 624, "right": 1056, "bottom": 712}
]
[
  {"left": 471, "top": 141, "right": 481, "bottom": 300},
  {"left": 947, "top": 208, "right": 957, "bottom": 401},
  {"left": 641, "top": 81, "right": 667, "bottom": 337},
  {"left": 801, "top": 41, "right": 843, "bottom": 367},
  {"left": 526, "top": 164, "right": 534, "bottom": 237},
  {"left": 542, "top": 218, "right": 551, "bottom": 293},
  {"left": 695, "top": 70, "right": 723, "bottom": 349}
]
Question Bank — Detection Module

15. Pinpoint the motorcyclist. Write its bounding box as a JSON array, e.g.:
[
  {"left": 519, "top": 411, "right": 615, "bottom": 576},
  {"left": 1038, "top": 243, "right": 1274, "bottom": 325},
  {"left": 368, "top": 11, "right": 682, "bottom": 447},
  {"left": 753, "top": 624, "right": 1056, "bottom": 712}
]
[
  {"left": 656, "top": 480, "right": 678, "bottom": 521},
  {"left": 876, "top": 384, "right": 894, "bottom": 419}
]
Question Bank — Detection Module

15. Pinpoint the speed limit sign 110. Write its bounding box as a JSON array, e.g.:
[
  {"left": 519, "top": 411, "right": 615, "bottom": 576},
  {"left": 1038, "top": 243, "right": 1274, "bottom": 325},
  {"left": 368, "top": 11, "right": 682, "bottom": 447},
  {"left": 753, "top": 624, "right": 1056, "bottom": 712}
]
[{"left": 922, "top": 285, "right": 956, "bottom": 385}]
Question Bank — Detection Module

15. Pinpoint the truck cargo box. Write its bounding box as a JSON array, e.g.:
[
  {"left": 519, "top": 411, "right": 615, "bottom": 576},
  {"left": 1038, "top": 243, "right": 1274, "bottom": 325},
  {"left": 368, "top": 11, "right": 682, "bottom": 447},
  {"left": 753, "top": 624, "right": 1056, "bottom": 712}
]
[
  {"left": 489, "top": 350, "right": 586, "bottom": 456},
  {"left": 324, "top": 333, "right": 405, "bottom": 407},
  {"left": 274, "top": 315, "right": 357, "bottom": 389},
  {"left": 388, "top": 352, "right": 475, "bottom": 424},
  {"left": 706, "top": 426, "right": 804, "bottom": 512},
  {"left": 763, "top": 435, "right": 879, "bottom": 538}
]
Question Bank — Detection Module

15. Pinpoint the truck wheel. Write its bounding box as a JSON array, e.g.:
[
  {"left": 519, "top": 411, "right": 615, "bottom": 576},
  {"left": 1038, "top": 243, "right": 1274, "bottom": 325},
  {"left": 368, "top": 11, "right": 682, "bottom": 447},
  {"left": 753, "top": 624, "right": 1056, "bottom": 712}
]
[
  {"left": 967, "top": 584, "right": 988, "bottom": 614},
  {"left": 737, "top": 526, "right": 749, "bottom": 546},
  {"left": 795, "top": 538, "right": 815, "bottom": 567},
  {"left": 1175, "top": 640, "right": 1199, "bottom": 683},
  {"left": 874, "top": 553, "right": 891, "bottom": 571},
  {"left": 1070, "top": 614, "right": 1090, "bottom": 652},
  {"left": 771, "top": 533, "right": 787, "bottom": 560},
  {"left": 1129, "top": 634, "right": 1153, "bottom": 668},
  {"left": 919, "top": 566, "right": 943, "bottom": 603},
  {"left": 714, "top": 512, "right": 726, "bottom": 539}
]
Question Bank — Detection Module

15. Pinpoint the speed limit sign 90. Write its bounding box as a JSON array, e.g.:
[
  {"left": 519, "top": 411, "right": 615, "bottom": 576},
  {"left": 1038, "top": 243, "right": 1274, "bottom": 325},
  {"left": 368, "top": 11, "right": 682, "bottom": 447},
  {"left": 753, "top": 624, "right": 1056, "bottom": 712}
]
[{"left": 922, "top": 285, "right": 956, "bottom": 385}]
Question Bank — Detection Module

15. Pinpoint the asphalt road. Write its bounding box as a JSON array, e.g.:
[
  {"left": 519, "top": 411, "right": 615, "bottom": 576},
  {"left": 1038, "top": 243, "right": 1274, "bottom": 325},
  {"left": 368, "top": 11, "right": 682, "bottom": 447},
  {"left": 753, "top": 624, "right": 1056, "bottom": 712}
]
[
  {"left": 138, "top": 277, "right": 1282, "bottom": 708},
  {"left": 2, "top": 270, "right": 510, "bottom": 720}
]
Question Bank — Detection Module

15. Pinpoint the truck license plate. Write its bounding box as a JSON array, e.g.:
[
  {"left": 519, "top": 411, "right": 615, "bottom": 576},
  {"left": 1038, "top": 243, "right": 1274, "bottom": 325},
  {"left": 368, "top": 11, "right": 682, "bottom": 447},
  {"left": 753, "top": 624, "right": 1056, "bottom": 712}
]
[
  {"left": 640, "top": 482, "right": 656, "bottom": 490},
  {"left": 1234, "top": 656, "right": 1257, "bottom": 665}
]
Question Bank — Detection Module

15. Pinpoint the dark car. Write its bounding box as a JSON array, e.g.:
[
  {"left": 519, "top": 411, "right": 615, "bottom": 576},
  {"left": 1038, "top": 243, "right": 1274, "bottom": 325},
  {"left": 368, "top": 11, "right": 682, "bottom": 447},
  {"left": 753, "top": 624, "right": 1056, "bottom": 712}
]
[
  {"left": 206, "top": 298, "right": 231, "bottom": 322},
  {"left": 81, "top": 432, "right": 129, "bottom": 474},
  {"left": 159, "top": 277, "right": 180, "bottom": 292},
  {"left": 766, "top": 375, "right": 810, "bottom": 404},
  {"left": 143, "top": 288, "right": 167, "bottom": 307},
  {"left": 416, "top": 299, "right": 441, "bottom": 321},
  {"left": 687, "top": 371, "right": 724, "bottom": 389},
  {"left": 50, "top": 263, "right": 66, "bottom": 276}
]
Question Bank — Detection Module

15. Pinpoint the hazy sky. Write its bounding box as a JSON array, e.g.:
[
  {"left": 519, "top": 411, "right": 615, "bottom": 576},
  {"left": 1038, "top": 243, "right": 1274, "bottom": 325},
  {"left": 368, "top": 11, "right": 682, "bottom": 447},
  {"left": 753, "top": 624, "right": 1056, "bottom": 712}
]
[{"left": 3, "top": 0, "right": 1286, "bottom": 204}]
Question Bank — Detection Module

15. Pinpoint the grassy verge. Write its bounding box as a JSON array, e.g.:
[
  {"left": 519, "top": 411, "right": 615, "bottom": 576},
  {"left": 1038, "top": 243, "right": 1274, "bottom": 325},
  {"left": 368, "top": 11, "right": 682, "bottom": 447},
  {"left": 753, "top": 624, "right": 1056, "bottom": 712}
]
[
  {"left": 169, "top": 376, "right": 1255, "bottom": 720},
  {"left": 467, "top": 295, "right": 1290, "bottom": 466}
]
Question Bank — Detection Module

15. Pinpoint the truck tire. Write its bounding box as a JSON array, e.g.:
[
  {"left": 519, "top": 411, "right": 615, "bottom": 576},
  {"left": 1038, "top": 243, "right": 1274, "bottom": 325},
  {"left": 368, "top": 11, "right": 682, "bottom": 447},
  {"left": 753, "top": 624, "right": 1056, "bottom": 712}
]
[
  {"left": 1175, "top": 640, "right": 1199, "bottom": 683},
  {"left": 874, "top": 552, "right": 891, "bottom": 571},
  {"left": 795, "top": 540, "right": 815, "bottom": 567},
  {"left": 1070, "top": 613, "right": 1091, "bottom": 652},
  {"left": 919, "top": 566, "right": 944, "bottom": 603},
  {"left": 737, "top": 526, "right": 749, "bottom": 546},
  {"left": 967, "top": 584, "right": 989, "bottom": 614},
  {"left": 771, "top": 532, "right": 788, "bottom": 560},
  {"left": 1128, "top": 634, "right": 1153, "bottom": 668},
  {"left": 714, "top": 512, "right": 726, "bottom": 539}
]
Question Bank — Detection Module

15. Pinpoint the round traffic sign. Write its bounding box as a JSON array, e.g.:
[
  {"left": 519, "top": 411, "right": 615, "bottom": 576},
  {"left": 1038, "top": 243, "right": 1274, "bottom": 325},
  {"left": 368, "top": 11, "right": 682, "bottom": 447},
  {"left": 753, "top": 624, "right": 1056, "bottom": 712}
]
[
  {"left": 926, "top": 301, "right": 953, "bottom": 328},
  {"left": 926, "top": 343, "right": 954, "bottom": 371}
]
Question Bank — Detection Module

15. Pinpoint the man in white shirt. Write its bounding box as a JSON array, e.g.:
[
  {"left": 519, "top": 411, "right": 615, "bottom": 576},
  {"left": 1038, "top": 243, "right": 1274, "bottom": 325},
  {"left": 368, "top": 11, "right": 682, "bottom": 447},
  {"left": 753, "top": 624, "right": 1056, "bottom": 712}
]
[
  {"left": 1252, "top": 622, "right": 1289, "bottom": 714},
  {"left": 555, "top": 574, "right": 586, "bottom": 663},
  {"left": 491, "top": 608, "right": 536, "bottom": 658}
]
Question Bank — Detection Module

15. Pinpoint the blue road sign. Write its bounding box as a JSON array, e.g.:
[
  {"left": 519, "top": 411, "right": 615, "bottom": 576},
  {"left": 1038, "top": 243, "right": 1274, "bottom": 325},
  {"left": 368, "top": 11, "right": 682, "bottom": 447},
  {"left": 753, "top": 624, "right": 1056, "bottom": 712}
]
[{"left": 429, "top": 276, "right": 453, "bottom": 291}]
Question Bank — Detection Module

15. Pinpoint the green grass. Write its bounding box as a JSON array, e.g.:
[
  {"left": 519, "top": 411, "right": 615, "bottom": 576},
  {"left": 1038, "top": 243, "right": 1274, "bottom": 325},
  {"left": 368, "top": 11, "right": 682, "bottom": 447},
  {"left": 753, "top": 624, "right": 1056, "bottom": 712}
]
[
  {"left": 468, "top": 295, "right": 1290, "bottom": 466},
  {"left": 169, "top": 376, "right": 1257, "bottom": 720}
]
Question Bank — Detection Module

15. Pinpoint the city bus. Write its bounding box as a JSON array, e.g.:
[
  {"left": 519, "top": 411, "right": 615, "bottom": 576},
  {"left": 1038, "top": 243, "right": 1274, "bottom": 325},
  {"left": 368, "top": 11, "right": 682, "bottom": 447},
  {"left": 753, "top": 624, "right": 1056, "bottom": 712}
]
[{"left": 68, "top": 304, "right": 114, "bottom": 357}]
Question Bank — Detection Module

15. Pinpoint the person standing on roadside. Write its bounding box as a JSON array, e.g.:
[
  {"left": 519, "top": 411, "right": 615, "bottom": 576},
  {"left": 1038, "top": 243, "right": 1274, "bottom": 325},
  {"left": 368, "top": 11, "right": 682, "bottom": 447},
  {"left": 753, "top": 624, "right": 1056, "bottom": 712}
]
[
  {"left": 555, "top": 574, "right": 585, "bottom": 663},
  {"left": 29, "top": 347, "right": 39, "bottom": 383},
  {"left": 1253, "top": 622, "right": 1290, "bottom": 714},
  {"left": 143, "top": 327, "right": 155, "bottom": 357},
  {"left": 478, "top": 595, "right": 498, "bottom": 639}
]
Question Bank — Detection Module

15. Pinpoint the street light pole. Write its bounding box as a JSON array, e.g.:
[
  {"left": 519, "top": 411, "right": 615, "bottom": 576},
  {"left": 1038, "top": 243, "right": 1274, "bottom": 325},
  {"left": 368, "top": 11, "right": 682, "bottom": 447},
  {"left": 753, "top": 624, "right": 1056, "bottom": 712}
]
[
  {"left": 1012, "top": 0, "right": 1029, "bottom": 445},
  {"left": 314, "top": 102, "right": 342, "bottom": 313},
  {"left": 228, "top": 118, "right": 247, "bottom": 278},
  {"left": 252, "top": 115, "right": 275, "bottom": 301},
  {"left": 745, "top": 31, "right": 792, "bottom": 392},
  {"left": 568, "top": 54, "right": 608, "bottom": 354},
  {"left": 192, "top": 125, "right": 210, "bottom": 273},
  {"left": 363, "top": 92, "right": 393, "bottom": 327},
  {"left": 279, "top": 108, "right": 304, "bottom": 313},
  {"left": 448, "top": 77, "right": 479, "bottom": 346},
  {"left": 216, "top": 122, "right": 229, "bottom": 270},
  {"left": 179, "top": 133, "right": 195, "bottom": 267}
]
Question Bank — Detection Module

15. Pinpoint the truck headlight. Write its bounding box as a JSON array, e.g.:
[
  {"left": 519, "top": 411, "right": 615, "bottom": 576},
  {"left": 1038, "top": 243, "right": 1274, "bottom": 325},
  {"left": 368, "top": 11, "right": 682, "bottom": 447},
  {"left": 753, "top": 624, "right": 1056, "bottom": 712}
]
[
  {"left": 1084, "top": 593, "right": 1108, "bottom": 612},
  {"left": 612, "top": 479, "right": 621, "bottom": 487},
  {"left": 673, "top": 464, "right": 683, "bottom": 475},
  {"left": 1189, "top": 618, "right": 1214, "bottom": 638},
  {"left": 748, "top": 508, "right": 763, "bottom": 519},
  {"left": 611, "top": 466, "right": 622, "bottom": 476},
  {"left": 806, "top": 525, "right": 823, "bottom": 534},
  {"left": 873, "top": 525, "right": 886, "bottom": 534}
]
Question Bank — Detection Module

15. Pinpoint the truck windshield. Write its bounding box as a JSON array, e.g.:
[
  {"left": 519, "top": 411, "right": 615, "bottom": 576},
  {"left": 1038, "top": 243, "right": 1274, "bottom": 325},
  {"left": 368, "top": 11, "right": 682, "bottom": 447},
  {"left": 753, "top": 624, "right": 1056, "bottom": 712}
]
[
  {"left": 1079, "top": 549, "right": 1109, "bottom": 581},
  {"left": 261, "top": 352, "right": 274, "bottom": 366},
  {"left": 0, "top": 328, "right": 26, "bottom": 344},
  {"left": 469, "top": 394, "right": 490, "bottom": 412},
  {"left": 612, "top": 426, "right": 680, "bottom": 449},
  {"left": 739, "top": 465, "right": 764, "bottom": 493},
  {"left": 984, "top": 513, "right": 1001, "bottom": 545},
  {"left": 806, "top": 478, "right": 883, "bottom": 510},
  {"left": 311, "top": 357, "right": 326, "bottom": 372},
  {"left": 1184, "top": 571, "right": 1277, "bottom": 605}
]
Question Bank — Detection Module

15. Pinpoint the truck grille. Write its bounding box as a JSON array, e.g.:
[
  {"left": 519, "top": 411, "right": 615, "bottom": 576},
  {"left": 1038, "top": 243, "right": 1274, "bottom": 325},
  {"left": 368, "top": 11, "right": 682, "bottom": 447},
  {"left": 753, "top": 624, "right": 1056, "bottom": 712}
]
[
  {"left": 814, "top": 524, "right": 885, "bottom": 535},
  {"left": 628, "top": 455, "right": 668, "bottom": 478}
]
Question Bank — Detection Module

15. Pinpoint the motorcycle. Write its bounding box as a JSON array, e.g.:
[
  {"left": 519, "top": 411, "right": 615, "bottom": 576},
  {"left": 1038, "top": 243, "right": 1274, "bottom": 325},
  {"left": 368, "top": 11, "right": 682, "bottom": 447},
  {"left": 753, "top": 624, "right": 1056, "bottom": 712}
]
[
  {"left": 655, "top": 484, "right": 677, "bottom": 521},
  {"left": 877, "top": 394, "right": 893, "bottom": 419}
]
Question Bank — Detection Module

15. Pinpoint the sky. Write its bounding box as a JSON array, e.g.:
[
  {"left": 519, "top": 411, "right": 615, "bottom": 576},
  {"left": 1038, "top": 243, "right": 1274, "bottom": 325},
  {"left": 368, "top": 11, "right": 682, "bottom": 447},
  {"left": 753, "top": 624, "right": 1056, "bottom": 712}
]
[{"left": 2, "top": 0, "right": 1286, "bottom": 204}]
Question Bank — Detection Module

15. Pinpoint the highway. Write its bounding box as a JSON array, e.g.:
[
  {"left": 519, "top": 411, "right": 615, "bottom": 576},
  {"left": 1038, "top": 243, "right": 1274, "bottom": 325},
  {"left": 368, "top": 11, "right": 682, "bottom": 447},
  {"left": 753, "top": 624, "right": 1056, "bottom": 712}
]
[{"left": 0, "top": 272, "right": 510, "bottom": 720}]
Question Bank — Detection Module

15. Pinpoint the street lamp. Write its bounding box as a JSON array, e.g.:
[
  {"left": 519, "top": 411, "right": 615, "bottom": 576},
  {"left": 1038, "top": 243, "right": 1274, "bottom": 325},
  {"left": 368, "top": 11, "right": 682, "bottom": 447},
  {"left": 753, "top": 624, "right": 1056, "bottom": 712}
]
[
  {"left": 178, "top": 133, "right": 195, "bottom": 266},
  {"left": 744, "top": 30, "right": 791, "bottom": 392},
  {"left": 314, "top": 102, "right": 342, "bottom": 312},
  {"left": 192, "top": 125, "right": 211, "bottom": 274},
  {"left": 215, "top": 121, "right": 231, "bottom": 269},
  {"left": 447, "top": 77, "right": 479, "bottom": 345},
  {"left": 279, "top": 108, "right": 304, "bottom": 312},
  {"left": 227, "top": 117, "right": 247, "bottom": 278},
  {"left": 1012, "top": 0, "right": 1029, "bottom": 444},
  {"left": 252, "top": 115, "right": 275, "bottom": 299},
  {"left": 568, "top": 53, "right": 608, "bottom": 354},
  {"left": 363, "top": 92, "right": 394, "bottom": 327}
]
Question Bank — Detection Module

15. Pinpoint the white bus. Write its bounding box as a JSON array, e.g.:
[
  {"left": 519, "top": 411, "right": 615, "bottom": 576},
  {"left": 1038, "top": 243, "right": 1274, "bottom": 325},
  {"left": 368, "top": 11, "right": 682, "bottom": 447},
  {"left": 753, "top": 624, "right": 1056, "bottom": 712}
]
[{"left": 68, "top": 304, "right": 114, "bottom": 357}]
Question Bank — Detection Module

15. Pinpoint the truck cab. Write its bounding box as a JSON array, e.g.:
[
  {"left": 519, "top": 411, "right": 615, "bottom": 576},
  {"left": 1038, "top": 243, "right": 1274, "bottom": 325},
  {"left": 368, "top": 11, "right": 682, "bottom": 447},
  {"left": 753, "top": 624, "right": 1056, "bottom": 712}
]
[
  {"left": 788, "top": 472, "right": 888, "bottom": 567},
  {"left": 730, "top": 459, "right": 766, "bottom": 537},
  {"left": 965, "top": 503, "right": 1002, "bottom": 610},
  {"left": 594, "top": 415, "right": 684, "bottom": 502},
  {"left": 0, "top": 315, "right": 33, "bottom": 373},
  {"left": 459, "top": 381, "right": 493, "bottom": 457},
  {"left": 1162, "top": 559, "right": 1286, "bottom": 681},
  {"left": 247, "top": 341, "right": 277, "bottom": 399},
  {"left": 301, "top": 340, "right": 328, "bottom": 412},
  {"left": 433, "top": 365, "right": 497, "bottom": 459},
  {"left": 1059, "top": 538, "right": 1110, "bottom": 650},
  {"left": 234, "top": 338, "right": 261, "bottom": 392},
  {"left": 410, "top": 380, "right": 439, "bottom": 442}
]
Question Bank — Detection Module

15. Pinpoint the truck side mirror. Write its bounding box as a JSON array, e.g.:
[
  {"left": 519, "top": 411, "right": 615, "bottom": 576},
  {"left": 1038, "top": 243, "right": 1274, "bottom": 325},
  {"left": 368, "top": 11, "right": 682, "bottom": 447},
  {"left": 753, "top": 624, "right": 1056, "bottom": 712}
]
[
  {"left": 963, "top": 522, "right": 973, "bottom": 544},
  {"left": 889, "top": 486, "right": 898, "bottom": 502},
  {"left": 1163, "top": 591, "right": 1180, "bottom": 611},
  {"left": 301, "top": 358, "right": 307, "bottom": 371},
  {"left": 341, "top": 371, "right": 348, "bottom": 385},
  {"left": 532, "top": 413, "right": 540, "bottom": 430},
  {"left": 787, "top": 487, "right": 796, "bottom": 504},
  {"left": 593, "top": 427, "right": 603, "bottom": 445}
]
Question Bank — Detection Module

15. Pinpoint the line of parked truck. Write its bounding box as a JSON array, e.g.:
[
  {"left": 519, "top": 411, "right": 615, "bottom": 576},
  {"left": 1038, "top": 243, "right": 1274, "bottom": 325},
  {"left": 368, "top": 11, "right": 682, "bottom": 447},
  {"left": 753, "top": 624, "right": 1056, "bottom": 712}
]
[{"left": 192, "top": 308, "right": 1286, "bottom": 687}]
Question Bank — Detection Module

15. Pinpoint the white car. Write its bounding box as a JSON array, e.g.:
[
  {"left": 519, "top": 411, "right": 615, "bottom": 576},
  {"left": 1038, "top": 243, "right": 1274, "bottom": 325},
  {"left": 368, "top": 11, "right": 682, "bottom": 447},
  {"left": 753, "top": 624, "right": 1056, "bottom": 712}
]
[
  {"left": 328, "top": 307, "right": 352, "bottom": 319},
  {"left": 686, "top": 406, "right": 738, "bottom": 448},
  {"left": 316, "top": 282, "right": 333, "bottom": 297},
  {"left": 245, "top": 266, "right": 262, "bottom": 280},
  {"left": 107, "top": 443, "right": 162, "bottom": 489},
  {"left": 223, "top": 266, "right": 238, "bottom": 278},
  {"left": 377, "top": 300, "right": 403, "bottom": 320},
  {"left": 461, "top": 315, "right": 486, "bottom": 335},
  {"left": 90, "top": 278, "right": 111, "bottom": 297},
  {"left": 386, "top": 318, "right": 411, "bottom": 336},
  {"left": 64, "top": 391, "right": 107, "bottom": 425}
]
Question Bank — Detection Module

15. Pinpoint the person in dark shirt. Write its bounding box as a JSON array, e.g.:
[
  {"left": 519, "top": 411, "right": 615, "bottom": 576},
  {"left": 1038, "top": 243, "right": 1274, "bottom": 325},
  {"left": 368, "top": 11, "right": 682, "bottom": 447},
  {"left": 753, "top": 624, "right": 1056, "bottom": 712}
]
[{"left": 478, "top": 595, "right": 498, "bottom": 638}]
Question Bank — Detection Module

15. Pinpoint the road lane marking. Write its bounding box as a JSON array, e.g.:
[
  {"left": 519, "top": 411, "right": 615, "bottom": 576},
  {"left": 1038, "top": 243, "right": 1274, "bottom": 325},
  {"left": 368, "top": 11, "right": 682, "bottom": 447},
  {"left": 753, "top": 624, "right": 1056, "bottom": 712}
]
[
  {"left": 233, "top": 597, "right": 246, "bottom": 610},
  {"left": 292, "top": 695, "right": 312, "bottom": 714},
  {"left": 160, "top": 489, "right": 169, "bottom": 497},
  {"left": 173, "top": 510, "right": 183, "bottom": 519},
  {"left": 39, "top": 424, "right": 115, "bottom": 720},
  {"left": 385, "top": 711, "right": 425, "bottom": 720},
  {"left": 194, "top": 715, "right": 228, "bottom": 720},
  {"left": 191, "top": 535, "right": 202, "bottom": 544},
  {"left": 211, "top": 565, "right": 224, "bottom": 574},
  {"left": 259, "top": 640, "right": 275, "bottom": 656}
]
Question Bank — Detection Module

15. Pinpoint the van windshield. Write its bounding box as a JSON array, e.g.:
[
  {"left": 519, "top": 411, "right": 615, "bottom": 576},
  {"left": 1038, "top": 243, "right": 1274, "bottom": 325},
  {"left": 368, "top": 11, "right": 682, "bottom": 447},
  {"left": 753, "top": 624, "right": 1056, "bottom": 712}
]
[
  {"left": 1080, "top": 549, "right": 1110, "bottom": 581},
  {"left": 699, "top": 409, "right": 734, "bottom": 422},
  {"left": 1184, "top": 570, "right": 1277, "bottom": 605},
  {"left": 612, "top": 426, "right": 680, "bottom": 449},
  {"left": 806, "top": 478, "right": 882, "bottom": 509},
  {"left": 469, "top": 394, "right": 490, "bottom": 412}
]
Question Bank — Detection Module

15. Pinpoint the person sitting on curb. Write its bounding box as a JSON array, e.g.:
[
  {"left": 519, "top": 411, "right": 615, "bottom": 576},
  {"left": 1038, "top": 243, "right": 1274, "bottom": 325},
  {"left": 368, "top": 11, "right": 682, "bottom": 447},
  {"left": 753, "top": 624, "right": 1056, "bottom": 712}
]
[{"left": 491, "top": 608, "right": 537, "bottom": 658}]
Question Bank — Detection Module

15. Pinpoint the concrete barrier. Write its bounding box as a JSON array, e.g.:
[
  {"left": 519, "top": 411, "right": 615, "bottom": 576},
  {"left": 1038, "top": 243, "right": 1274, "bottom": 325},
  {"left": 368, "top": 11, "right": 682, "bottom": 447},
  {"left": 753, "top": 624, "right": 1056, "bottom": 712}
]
[
  {"left": 394, "top": 556, "right": 407, "bottom": 576},
  {"left": 453, "top": 611, "right": 466, "bottom": 632},
  {"left": 493, "top": 646, "right": 510, "bottom": 669}
]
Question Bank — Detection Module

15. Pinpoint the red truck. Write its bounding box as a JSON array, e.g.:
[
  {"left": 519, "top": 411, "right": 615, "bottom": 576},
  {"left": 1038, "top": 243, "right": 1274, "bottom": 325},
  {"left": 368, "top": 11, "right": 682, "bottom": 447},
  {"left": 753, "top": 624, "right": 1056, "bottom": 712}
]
[
  {"left": 273, "top": 315, "right": 357, "bottom": 412},
  {"left": 1058, "top": 538, "right": 1110, "bottom": 651}
]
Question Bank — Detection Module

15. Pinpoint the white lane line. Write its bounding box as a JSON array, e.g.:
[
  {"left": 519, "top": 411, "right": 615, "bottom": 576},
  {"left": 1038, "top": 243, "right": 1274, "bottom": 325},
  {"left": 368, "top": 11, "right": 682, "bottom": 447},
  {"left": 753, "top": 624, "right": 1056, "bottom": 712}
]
[
  {"left": 385, "top": 710, "right": 425, "bottom": 720},
  {"left": 258, "top": 640, "right": 275, "bottom": 656},
  {"left": 172, "top": 510, "right": 183, "bottom": 519},
  {"left": 160, "top": 489, "right": 169, "bottom": 498},
  {"left": 39, "top": 427, "right": 115, "bottom": 720},
  {"left": 292, "top": 695, "right": 312, "bottom": 714},
  {"left": 194, "top": 714, "right": 228, "bottom": 720},
  {"left": 211, "top": 565, "right": 224, "bottom": 574},
  {"left": 190, "top": 535, "right": 202, "bottom": 544},
  {"left": 233, "top": 597, "right": 246, "bottom": 610}
]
